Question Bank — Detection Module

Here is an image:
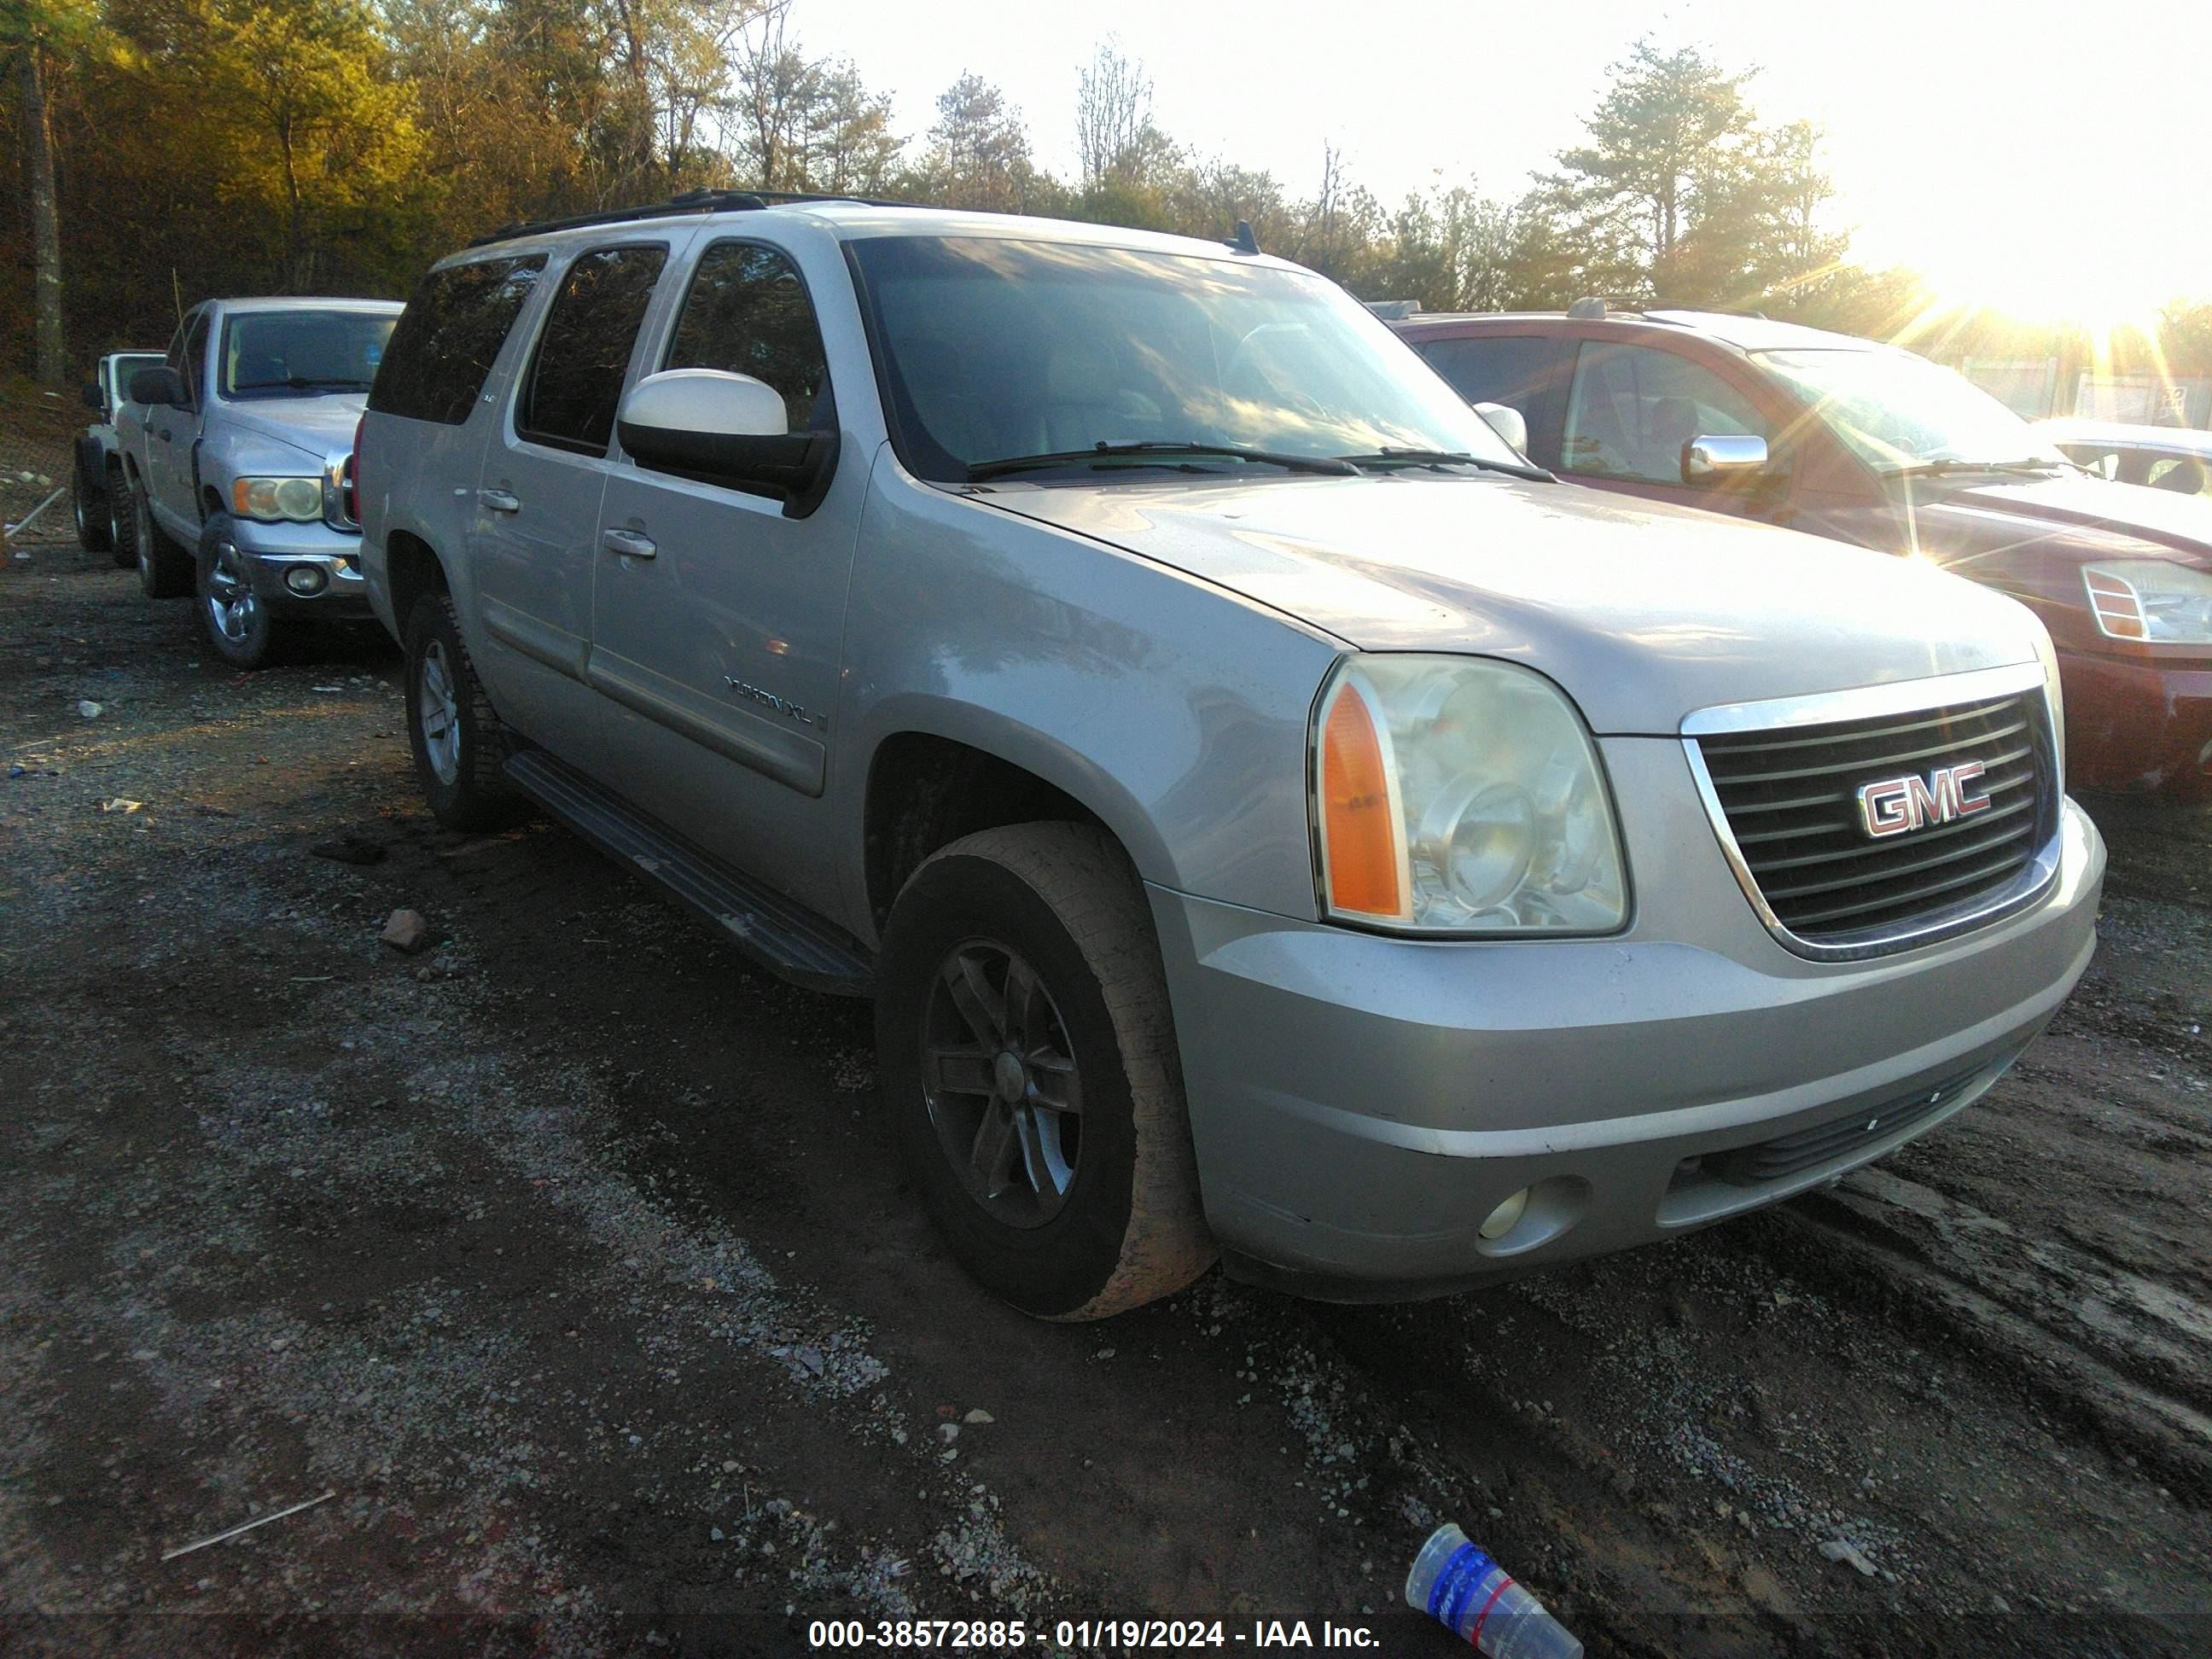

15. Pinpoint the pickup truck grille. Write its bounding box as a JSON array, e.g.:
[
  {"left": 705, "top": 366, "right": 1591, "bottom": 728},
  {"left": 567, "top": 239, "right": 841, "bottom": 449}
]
[{"left": 1690, "top": 686, "right": 2059, "bottom": 957}]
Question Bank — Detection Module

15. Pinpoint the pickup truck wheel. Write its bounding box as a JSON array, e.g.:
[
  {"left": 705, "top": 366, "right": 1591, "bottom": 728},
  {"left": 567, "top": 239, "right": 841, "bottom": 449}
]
[
  {"left": 195, "top": 512, "right": 276, "bottom": 668},
  {"left": 104, "top": 464, "right": 132, "bottom": 568},
  {"left": 876, "top": 823, "right": 1215, "bottom": 1319},
  {"left": 404, "top": 592, "right": 516, "bottom": 830},
  {"left": 73, "top": 466, "right": 112, "bottom": 553},
  {"left": 131, "top": 476, "right": 192, "bottom": 599}
]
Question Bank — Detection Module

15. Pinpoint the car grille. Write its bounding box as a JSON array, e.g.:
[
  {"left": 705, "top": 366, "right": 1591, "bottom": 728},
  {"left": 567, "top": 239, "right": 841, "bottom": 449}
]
[
  {"left": 1712, "top": 1062, "right": 1992, "bottom": 1185},
  {"left": 1691, "top": 689, "right": 2058, "bottom": 954}
]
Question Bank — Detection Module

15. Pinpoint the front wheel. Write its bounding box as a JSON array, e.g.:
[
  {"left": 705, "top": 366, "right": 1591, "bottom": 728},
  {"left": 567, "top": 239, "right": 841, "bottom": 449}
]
[
  {"left": 195, "top": 512, "right": 276, "bottom": 668},
  {"left": 876, "top": 823, "right": 1215, "bottom": 1319}
]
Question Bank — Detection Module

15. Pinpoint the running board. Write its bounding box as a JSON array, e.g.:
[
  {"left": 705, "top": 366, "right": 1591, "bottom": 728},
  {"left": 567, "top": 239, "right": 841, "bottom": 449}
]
[{"left": 504, "top": 748, "right": 874, "bottom": 998}]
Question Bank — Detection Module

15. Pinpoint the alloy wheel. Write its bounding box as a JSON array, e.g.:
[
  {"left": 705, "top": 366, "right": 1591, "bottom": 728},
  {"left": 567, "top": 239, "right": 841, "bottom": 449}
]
[
  {"left": 204, "top": 538, "right": 258, "bottom": 643},
  {"left": 417, "top": 638, "right": 463, "bottom": 785},
  {"left": 922, "top": 940, "right": 1084, "bottom": 1228}
]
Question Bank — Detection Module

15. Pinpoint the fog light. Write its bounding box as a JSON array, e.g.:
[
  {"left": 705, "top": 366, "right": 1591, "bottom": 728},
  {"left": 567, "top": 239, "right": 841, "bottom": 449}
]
[
  {"left": 1478, "top": 1187, "right": 1530, "bottom": 1240},
  {"left": 285, "top": 565, "right": 328, "bottom": 597}
]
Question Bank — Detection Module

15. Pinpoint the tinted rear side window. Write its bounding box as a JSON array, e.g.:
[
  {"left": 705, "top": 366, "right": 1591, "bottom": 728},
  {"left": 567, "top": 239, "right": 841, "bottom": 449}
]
[
  {"left": 1416, "top": 335, "right": 1563, "bottom": 412},
  {"left": 518, "top": 245, "right": 668, "bottom": 456},
  {"left": 665, "top": 242, "right": 833, "bottom": 433},
  {"left": 371, "top": 255, "right": 548, "bottom": 425}
]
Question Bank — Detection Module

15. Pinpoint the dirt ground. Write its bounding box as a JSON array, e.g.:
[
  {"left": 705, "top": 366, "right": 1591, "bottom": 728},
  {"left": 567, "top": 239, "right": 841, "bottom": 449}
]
[{"left": 3, "top": 410, "right": 2210, "bottom": 1657}]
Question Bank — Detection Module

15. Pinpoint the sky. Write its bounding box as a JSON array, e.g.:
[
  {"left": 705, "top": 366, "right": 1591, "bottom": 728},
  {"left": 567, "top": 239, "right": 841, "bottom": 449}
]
[{"left": 799, "top": 0, "right": 2212, "bottom": 324}]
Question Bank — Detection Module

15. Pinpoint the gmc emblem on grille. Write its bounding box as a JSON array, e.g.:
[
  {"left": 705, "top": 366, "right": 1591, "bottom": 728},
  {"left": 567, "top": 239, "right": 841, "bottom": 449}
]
[{"left": 1855, "top": 761, "right": 1991, "bottom": 839}]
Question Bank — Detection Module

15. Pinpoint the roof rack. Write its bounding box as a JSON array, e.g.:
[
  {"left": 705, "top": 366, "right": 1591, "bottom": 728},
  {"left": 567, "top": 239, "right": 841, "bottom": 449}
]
[{"left": 468, "top": 189, "right": 906, "bottom": 247}]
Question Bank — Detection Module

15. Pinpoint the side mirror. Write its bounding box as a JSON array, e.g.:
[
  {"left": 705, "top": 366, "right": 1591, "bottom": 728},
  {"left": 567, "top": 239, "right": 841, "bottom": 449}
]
[
  {"left": 129, "top": 366, "right": 189, "bottom": 409},
  {"left": 1682, "top": 433, "right": 1767, "bottom": 486},
  {"left": 81, "top": 381, "right": 102, "bottom": 412},
  {"left": 1472, "top": 401, "right": 1528, "bottom": 456},
  {"left": 615, "top": 369, "right": 838, "bottom": 518}
]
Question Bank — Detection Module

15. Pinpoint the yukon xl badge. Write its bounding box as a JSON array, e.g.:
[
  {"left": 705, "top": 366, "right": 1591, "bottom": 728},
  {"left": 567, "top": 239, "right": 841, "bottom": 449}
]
[{"left": 1855, "top": 760, "right": 1991, "bottom": 840}]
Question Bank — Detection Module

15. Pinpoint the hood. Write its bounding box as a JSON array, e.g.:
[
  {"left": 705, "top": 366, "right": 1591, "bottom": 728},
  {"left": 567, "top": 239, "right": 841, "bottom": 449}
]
[
  {"left": 221, "top": 394, "right": 366, "bottom": 460},
  {"left": 1921, "top": 473, "right": 2212, "bottom": 568},
  {"left": 982, "top": 474, "right": 2042, "bottom": 734}
]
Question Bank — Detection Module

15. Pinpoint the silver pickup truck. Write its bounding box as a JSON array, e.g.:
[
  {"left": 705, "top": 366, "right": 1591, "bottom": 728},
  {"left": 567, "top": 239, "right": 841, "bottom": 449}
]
[
  {"left": 115, "top": 296, "right": 403, "bottom": 667},
  {"left": 360, "top": 196, "right": 2104, "bottom": 1319}
]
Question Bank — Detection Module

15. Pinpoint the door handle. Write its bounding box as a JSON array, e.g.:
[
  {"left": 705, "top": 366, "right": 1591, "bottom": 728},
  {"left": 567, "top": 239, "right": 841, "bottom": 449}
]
[
  {"left": 600, "top": 528, "right": 656, "bottom": 560},
  {"left": 156, "top": 428, "right": 172, "bottom": 442},
  {"left": 477, "top": 488, "right": 521, "bottom": 514}
]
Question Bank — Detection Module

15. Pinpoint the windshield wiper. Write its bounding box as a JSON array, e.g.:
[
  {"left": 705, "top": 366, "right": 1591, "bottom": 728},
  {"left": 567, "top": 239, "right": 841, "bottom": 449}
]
[
  {"left": 968, "top": 440, "right": 1358, "bottom": 481},
  {"left": 1881, "top": 457, "right": 2066, "bottom": 478},
  {"left": 1335, "top": 446, "right": 1554, "bottom": 482},
  {"left": 231, "top": 376, "right": 372, "bottom": 393}
]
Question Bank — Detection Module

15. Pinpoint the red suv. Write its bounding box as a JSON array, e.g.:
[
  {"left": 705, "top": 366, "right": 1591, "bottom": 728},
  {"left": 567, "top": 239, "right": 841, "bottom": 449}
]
[{"left": 1396, "top": 305, "right": 2212, "bottom": 795}]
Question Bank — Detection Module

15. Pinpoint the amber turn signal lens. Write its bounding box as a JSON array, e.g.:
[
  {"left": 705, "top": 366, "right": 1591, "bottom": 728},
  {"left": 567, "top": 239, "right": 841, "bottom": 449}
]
[{"left": 1320, "top": 680, "right": 1406, "bottom": 920}]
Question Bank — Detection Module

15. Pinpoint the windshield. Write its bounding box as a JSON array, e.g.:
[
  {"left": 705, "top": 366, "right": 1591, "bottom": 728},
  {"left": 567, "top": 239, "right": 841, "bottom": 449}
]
[
  {"left": 848, "top": 236, "right": 1521, "bottom": 481},
  {"left": 1755, "top": 346, "right": 2067, "bottom": 474},
  {"left": 221, "top": 311, "right": 396, "bottom": 399}
]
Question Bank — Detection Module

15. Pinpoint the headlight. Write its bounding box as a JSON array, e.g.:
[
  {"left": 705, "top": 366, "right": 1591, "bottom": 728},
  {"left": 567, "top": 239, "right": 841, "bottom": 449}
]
[
  {"left": 2082, "top": 560, "right": 2212, "bottom": 643},
  {"left": 1313, "top": 655, "right": 1628, "bottom": 934},
  {"left": 231, "top": 475, "right": 324, "bottom": 522}
]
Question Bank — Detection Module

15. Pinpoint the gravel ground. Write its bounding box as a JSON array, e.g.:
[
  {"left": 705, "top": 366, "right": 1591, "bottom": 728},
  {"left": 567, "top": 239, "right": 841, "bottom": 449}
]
[{"left": 3, "top": 439, "right": 2210, "bottom": 1656}]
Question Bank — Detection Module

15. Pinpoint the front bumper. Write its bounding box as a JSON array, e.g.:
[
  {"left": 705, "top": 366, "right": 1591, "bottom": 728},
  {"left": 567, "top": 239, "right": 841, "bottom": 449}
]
[
  {"left": 2059, "top": 651, "right": 2212, "bottom": 797},
  {"left": 1148, "top": 739, "right": 2104, "bottom": 1301},
  {"left": 230, "top": 517, "right": 373, "bottom": 617}
]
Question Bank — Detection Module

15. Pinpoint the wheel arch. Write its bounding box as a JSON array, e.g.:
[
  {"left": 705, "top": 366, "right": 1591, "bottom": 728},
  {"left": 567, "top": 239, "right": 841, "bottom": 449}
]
[
  {"left": 860, "top": 709, "right": 1173, "bottom": 933},
  {"left": 383, "top": 529, "right": 450, "bottom": 643}
]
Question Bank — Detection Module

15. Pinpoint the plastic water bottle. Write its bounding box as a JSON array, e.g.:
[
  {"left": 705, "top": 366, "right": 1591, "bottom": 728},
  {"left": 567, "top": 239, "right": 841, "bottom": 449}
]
[{"left": 1404, "top": 1523, "right": 1583, "bottom": 1659}]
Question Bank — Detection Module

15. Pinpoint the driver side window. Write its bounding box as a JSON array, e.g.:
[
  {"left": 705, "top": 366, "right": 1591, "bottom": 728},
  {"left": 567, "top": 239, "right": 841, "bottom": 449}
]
[
  {"left": 665, "top": 242, "right": 832, "bottom": 434},
  {"left": 1563, "top": 341, "right": 1772, "bottom": 486}
]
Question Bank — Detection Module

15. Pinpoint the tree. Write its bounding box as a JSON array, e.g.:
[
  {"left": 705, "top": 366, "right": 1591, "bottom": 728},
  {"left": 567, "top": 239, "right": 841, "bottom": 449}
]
[
  {"left": 1543, "top": 38, "right": 1769, "bottom": 303},
  {"left": 912, "top": 72, "right": 1033, "bottom": 212},
  {"left": 1074, "top": 36, "right": 1153, "bottom": 189},
  {"left": 3, "top": 0, "right": 100, "bottom": 383},
  {"left": 729, "top": 6, "right": 898, "bottom": 195}
]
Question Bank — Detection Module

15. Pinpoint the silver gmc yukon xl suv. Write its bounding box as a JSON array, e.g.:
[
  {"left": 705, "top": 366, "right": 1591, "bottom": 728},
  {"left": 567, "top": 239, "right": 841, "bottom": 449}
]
[
  {"left": 359, "top": 195, "right": 2104, "bottom": 1318},
  {"left": 117, "top": 296, "right": 404, "bottom": 667}
]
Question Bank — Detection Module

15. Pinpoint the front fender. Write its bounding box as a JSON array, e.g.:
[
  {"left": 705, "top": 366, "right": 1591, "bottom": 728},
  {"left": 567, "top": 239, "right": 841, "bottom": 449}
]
[{"left": 830, "top": 446, "right": 1342, "bottom": 934}]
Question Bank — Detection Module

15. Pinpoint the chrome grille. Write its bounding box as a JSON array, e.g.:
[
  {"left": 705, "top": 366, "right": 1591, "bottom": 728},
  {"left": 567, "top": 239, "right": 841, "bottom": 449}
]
[
  {"left": 1687, "top": 671, "right": 2061, "bottom": 958},
  {"left": 323, "top": 451, "right": 358, "bottom": 532}
]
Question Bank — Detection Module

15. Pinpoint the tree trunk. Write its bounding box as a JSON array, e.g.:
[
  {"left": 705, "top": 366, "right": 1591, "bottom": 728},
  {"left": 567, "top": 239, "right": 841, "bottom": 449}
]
[{"left": 20, "top": 46, "right": 66, "bottom": 387}]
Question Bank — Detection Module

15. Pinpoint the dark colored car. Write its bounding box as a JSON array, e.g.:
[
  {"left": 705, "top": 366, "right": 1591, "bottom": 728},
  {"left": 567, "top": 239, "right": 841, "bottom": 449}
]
[{"left": 1397, "top": 306, "right": 2212, "bottom": 795}]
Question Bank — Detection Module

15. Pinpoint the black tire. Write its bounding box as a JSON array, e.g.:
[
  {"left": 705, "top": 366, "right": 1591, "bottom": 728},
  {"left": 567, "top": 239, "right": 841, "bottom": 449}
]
[
  {"left": 194, "top": 511, "right": 278, "bottom": 669},
  {"left": 876, "top": 823, "right": 1215, "bottom": 1320},
  {"left": 74, "top": 464, "right": 112, "bottom": 553},
  {"left": 130, "top": 474, "right": 193, "bottom": 599},
  {"left": 105, "top": 464, "right": 133, "bottom": 568},
  {"left": 404, "top": 590, "right": 517, "bottom": 830}
]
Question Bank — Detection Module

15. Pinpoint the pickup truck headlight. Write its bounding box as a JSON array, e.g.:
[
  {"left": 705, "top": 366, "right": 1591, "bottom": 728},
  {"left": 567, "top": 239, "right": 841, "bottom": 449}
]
[
  {"left": 2082, "top": 560, "right": 2212, "bottom": 643},
  {"left": 231, "top": 476, "right": 324, "bottom": 523},
  {"left": 1313, "top": 655, "right": 1628, "bottom": 934}
]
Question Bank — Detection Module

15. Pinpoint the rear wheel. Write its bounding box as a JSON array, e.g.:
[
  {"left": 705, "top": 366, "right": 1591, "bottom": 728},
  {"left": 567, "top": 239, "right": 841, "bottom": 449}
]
[
  {"left": 105, "top": 464, "right": 133, "bottom": 568},
  {"left": 131, "top": 476, "right": 193, "bottom": 599},
  {"left": 404, "top": 590, "right": 517, "bottom": 830},
  {"left": 876, "top": 823, "right": 1215, "bottom": 1319},
  {"left": 74, "top": 465, "right": 112, "bottom": 553}
]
